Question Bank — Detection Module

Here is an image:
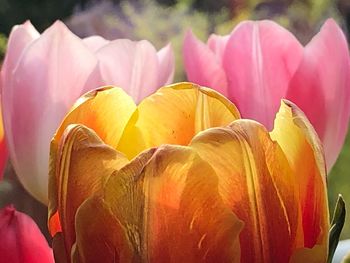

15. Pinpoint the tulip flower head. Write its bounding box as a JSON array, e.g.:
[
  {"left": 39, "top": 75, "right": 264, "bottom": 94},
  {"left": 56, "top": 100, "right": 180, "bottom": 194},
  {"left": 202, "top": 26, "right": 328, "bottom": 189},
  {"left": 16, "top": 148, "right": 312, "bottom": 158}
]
[
  {"left": 0, "top": 205, "right": 54, "bottom": 263},
  {"left": 48, "top": 83, "right": 329, "bottom": 263},
  {"left": 0, "top": 20, "right": 174, "bottom": 204},
  {"left": 183, "top": 19, "right": 350, "bottom": 171}
]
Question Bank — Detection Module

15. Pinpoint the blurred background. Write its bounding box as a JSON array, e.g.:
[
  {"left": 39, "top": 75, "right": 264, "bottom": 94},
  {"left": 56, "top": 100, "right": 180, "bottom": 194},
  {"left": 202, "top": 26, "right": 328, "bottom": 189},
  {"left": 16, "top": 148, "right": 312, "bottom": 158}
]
[{"left": 0, "top": 0, "right": 349, "bottom": 241}]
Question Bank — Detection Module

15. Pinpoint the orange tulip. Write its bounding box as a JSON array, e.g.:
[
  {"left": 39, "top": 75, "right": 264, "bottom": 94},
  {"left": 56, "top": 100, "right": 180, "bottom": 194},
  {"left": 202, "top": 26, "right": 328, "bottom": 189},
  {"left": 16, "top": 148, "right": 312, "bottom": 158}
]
[{"left": 48, "top": 83, "right": 329, "bottom": 263}]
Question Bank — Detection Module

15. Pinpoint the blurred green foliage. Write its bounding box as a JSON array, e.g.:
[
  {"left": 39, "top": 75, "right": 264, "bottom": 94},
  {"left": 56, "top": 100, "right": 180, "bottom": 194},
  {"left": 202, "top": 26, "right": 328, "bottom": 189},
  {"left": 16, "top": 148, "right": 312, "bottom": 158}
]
[
  {"left": 329, "top": 130, "right": 350, "bottom": 240},
  {"left": 216, "top": 0, "right": 342, "bottom": 44},
  {"left": 0, "top": 34, "right": 7, "bottom": 61}
]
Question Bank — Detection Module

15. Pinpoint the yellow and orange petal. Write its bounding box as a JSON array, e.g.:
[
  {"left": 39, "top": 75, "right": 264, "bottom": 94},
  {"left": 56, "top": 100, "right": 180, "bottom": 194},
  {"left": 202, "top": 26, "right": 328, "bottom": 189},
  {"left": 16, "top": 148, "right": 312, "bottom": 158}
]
[
  {"left": 188, "top": 100, "right": 328, "bottom": 262},
  {"left": 52, "top": 82, "right": 240, "bottom": 160},
  {"left": 190, "top": 120, "right": 301, "bottom": 262},
  {"left": 271, "top": 100, "right": 329, "bottom": 260},
  {"left": 117, "top": 82, "right": 240, "bottom": 159},
  {"left": 70, "top": 133, "right": 243, "bottom": 263},
  {"left": 48, "top": 86, "right": 135, "bottom": 237},
  {"left": 49, "top": 125, "right": 128, "bottom": 257}
]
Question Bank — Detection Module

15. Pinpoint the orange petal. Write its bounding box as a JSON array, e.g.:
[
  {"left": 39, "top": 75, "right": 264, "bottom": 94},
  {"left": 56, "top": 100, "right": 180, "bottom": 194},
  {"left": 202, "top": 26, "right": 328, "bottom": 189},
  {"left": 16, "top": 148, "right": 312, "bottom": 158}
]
[
  {"left": 49, "top": 87, "right": 135, "bottom": 236},
  {"left": 72, "top": 142, "right": 243, "bottom": 262},
  {"left": 48, "top": 124, "right": 128, "bottom": 259},
  {"left": 54, "top": 86, "right": 137, "bottom": 149},
  {"left": 117, "top": 82, "right": 240, "bottom": 159},
  {"left": 190, "top": 120, "right": 301, "bottom": 263},
  {"left": 72, "top": 196, "right": 134, "bottom": 263},
  {"left": 270, "top": 100, "right": 329, "bottom": 253}
]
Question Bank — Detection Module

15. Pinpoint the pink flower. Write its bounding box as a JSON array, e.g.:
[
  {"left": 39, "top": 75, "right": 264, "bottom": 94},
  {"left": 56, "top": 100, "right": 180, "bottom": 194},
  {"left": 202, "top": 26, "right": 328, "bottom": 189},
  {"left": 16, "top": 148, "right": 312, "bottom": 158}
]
[
  {"left": 183, "top": 19, "right": 350, "bottom": 171},
  {"left": 0, "top": 205, "right": 54, "bottom": 263},
  {"left": 1, "top": 21, "right": 174, "bottom": 204}
]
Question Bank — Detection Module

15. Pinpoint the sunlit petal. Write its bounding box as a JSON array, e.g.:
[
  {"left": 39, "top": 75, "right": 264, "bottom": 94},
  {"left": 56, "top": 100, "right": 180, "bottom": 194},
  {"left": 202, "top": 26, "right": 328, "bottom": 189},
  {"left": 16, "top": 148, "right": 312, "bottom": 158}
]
[
  {"left": 271, "top": 100, "right": 328, "bottom": 254},
  {"left": 72, "top": 139, "right": 243, "bottom": 262},
  {"left": 49, "top": 125, "right": 128, "bottom": 256},
  {"left": 190, "top": 119, "right": 301, "bottom": 262},
  {"left": 117, "top": 82, "right": 240, "bottom": 159}
]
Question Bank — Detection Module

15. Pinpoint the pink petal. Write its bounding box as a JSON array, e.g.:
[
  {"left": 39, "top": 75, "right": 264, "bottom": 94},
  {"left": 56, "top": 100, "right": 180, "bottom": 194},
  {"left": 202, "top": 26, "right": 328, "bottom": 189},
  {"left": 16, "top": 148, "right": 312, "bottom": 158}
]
[
  {"left": 157, "top": 43, "right": 175, "bottom": 86},
  {"left": 183, "top": 30, "right": 228, "bottom": 95},
  {"left": 82, "top": 35, "right": 110, "bottom": 52},
  {"left": 0, "top": 21, "right": 38, "bottom": 181},
  {"left": 223, "top": 20, "right": 303, "bottom": 129},
  {"left": 0, "top": 205, "right": 54, "bottom": 263},
  {"left": 2, "top": 20, "right": 98, "bottom": 204},
  {"left": 0, "top": 21, "right": 39, "bottom": 179},
  {"left": 1, "top": 21, "right": 39, "bottom": 93},
  {"left": 207, "top": 33, "right": 229, "bottom": 65},
  {"left": 286, "top": 19, "right": 350, "bottom": 170},
  {"left": 95, "top": 39, "right": 159, "bottom": 103}
]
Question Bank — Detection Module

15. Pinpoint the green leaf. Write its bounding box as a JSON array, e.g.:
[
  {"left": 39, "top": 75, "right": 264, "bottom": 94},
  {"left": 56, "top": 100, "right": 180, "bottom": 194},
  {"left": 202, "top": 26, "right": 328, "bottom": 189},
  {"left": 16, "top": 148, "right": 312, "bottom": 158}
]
[{"left": 328, "top": 195, "right": 346, "bottom": 263}]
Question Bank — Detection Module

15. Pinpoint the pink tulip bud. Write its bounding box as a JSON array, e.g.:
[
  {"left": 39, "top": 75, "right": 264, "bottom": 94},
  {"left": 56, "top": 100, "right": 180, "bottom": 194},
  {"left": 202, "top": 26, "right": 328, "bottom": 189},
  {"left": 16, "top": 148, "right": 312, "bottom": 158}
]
[
  {"left": 0, "top": 205, "right": 54, "bottom": 263},
  {"left": 183, "top": 19, "right": 350, "bottom": 171}
]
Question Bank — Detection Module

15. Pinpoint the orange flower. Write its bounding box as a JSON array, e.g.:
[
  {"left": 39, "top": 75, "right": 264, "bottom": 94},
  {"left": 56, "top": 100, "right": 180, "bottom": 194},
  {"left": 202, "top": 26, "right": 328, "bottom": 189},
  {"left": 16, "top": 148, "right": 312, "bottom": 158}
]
[{"left": 48, "top": 83, "right": 329, "bottom": 263}]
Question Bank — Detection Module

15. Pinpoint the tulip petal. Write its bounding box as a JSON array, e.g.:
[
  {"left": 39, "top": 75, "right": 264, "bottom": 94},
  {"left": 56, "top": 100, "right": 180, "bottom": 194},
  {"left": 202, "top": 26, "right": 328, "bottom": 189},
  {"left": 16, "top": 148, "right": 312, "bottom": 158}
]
[
  {"left": 286, "top": 19, "right": 350, "bottom": 169},
  {"left": 48, "top": 125, "right": 129, "bottom": 257},
  {"left": 270, "top": 100, "right": 328, "bottom": 255},
  {"left": 54, "top": 86, "right": 136, "bottom": 149},
  {"left": 223, "top": 20, "right": 303, "bottom": 129},
  {"left": 157, "top": 43, "right": 175, "bottom": 86},
  {"left": 50, "top": 87, "right": 134, "bottom": 225},
  {"left": 117, "top": 82, "right": 240, "bottom": 159},
  {"left": 190, "top": 119, "right": 301, "bottom": 262},
  {"left": 95, "top": 39, "right": 160, "bottom": 103},
  {"left": 0, "top": 205, "right": 54, "bottom": 263},
  {"left": 183, "top": 30, "right": 228, "bottom": 95},
  {"left": 72, "top": 196, "right": 135, "bottom": 263},
  {"left": 207, "top": 34, "right": 229, "bottom": 65},
  {"left": 73, "top": 140, "right": 243, "bottom": 262},
  {"left": 2, "top": 21, "right": 98, "bottom": 204},
  {"left": 1, "top": 21, "right": 39, "bottom": 92},
  {"left": 0, "top": 22, "right": 39, "bottom": 179},
  {"left": 82, "top": 36, "right": 109, "bottom": 52}
]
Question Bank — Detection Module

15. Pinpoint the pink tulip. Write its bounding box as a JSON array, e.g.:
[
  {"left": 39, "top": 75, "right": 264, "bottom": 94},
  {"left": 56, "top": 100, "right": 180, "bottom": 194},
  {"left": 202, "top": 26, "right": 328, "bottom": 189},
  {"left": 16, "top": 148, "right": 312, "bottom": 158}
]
[
  {"left": 0, "top": 205, "right": 54, "bottom": 263},
  {"left": 183, "top": 19, "right": 350, "bottom": 171},
  {"left": 1, "top": 20, "right": 174, "bottom": 204}
]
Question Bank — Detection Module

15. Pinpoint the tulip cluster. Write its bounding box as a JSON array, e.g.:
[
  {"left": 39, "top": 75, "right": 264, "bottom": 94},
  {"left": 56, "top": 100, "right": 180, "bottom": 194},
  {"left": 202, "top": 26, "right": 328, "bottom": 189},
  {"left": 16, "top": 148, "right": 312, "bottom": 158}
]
[{"left": 0, "top": 17, "right": 348, "bottom": 263}]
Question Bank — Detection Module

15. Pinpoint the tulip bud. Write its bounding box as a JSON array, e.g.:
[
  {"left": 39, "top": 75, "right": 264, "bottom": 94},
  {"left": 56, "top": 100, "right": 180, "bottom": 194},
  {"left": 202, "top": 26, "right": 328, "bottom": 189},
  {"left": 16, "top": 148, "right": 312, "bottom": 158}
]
[{"left": 0, "top": 205, "right": 54, "bottom": 263}]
